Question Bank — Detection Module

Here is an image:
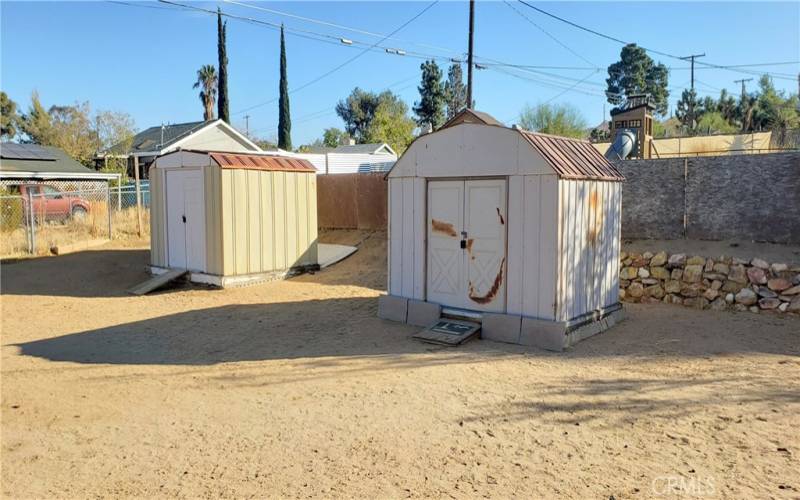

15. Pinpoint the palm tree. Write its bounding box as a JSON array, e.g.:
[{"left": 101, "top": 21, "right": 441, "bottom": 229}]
[{"left": 193, "top": 65, "right": 218, "bottom": 121}]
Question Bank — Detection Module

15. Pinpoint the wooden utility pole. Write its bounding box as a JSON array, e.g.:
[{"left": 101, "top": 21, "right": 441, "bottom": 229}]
[
  {"left": 680, "top": 53, "right": 705, "bottom": 90},
  {"left": 244, "top": 114, "right": 250, "bottom": 137},
  {"left": 734, "top": 78, "right": 752, "bottom": 100},
  {"left": 466, "top": 0, "right": 475, "bottom": 109},
  {"left": 133, "top": 155, "right": 143, "bottom": 237}
]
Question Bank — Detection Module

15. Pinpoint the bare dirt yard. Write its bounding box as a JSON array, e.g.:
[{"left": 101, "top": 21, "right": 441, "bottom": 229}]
[{"left": 2, "top": 230, "right": 798, "bottom": 499}]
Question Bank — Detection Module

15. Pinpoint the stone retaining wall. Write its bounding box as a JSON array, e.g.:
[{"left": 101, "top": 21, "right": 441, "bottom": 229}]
[{"left": 619, "top": 250, "right": 800, "bottom": 314}]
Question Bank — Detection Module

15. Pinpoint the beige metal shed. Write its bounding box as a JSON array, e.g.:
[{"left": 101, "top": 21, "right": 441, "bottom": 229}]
[
  {"left": 379, "top": 110, "right": 626, "bottom": 351},
  {"left": 150, "top": 150, "right": 318, "bottom": 287}
]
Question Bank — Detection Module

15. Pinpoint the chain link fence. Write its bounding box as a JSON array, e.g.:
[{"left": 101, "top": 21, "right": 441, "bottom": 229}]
[{"left": 0, "top": 180, "right": 151, "bottom": 258}]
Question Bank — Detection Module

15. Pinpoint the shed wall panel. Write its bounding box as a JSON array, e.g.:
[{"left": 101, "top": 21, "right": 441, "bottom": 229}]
[
  {"left": 505, "top": 176, "right": 525, "bottom": 315},
  {"left": 204, "top": 165, "right": 223, "bottom": 275},
  {"left": 388, "top": 179, "right": 403, "bottom": 295},
  {"left": 219, "top": 169, "right": 317, "bottom": 276},
  {"left": 401, "top": 179, "right": 415, "bottom": 297},
  {"left": 535, "top": 175, "right": 559, "bottom": 319},
  {"left": 412, "top": 177, "right": 426, "bottom": 300},
  {"left": 149, "top": 167, "right": 167, "bottom": 267}
]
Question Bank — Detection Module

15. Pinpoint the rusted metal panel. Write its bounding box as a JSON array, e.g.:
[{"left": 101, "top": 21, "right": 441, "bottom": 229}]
[
  {"left": 520, "top": 131, "right": 625, "bottom": 182},
  {"left": 210, "top": 152, "right": 316, "bottom": 173}
]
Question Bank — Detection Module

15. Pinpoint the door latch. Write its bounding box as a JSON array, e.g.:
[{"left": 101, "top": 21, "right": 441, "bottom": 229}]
[
  {"left": 460, "top": 239, "right": 466, "bottom": 249},
  {"left": 460, "top": 230, "right": 467, "bottom": 249},
  {"left": 182, "top": 215, "right": 186, "bottom": 223}
]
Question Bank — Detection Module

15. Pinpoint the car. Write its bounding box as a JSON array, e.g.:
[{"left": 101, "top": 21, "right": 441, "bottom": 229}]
[{"left": 17, "top": 184, "right": 92, "bottom": 221}]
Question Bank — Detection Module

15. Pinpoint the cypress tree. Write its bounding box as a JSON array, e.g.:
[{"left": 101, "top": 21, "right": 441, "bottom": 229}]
[
  {"left": 413, "top": 60, "right": 446, "bottom": 129},
  {"left": 217, "top": 8, "right": 230, "bottom": 123},
  {"left": 278, "top": 24, "right": 292, "bottom": 150}
]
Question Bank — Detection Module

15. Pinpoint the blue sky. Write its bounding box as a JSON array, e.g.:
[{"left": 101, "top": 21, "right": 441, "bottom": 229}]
[{"left": 2, "top": 1, "right": 798, "bottom": 146}]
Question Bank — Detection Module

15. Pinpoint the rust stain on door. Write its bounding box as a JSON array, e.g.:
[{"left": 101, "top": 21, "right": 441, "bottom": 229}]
[
  {"left": 496, "top": 207, "right": 505, "bottom": 225},
  {"left": 468, "top": 257, "right": 505, "bottom": 304},
  {"left": 431, "top": 219, "right": 458, "bottom": 237}
]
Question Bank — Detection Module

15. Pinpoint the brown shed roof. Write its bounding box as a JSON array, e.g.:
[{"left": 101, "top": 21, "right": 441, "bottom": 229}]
[
  {"left": 210, "top": 152, "right": 316, "bottom": 173},
  {"left": 519, "top": 131, "right": 625, "bottom": 181}
]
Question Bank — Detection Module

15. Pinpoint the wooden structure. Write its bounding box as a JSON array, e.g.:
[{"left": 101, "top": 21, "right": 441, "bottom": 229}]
[
  {"left": 150, "top": 150, "right": 318, "bottom": 287},
  {"left": 380, "top": 110, "right": 626, "bottom": 350},
  {"left": 609, "top": 94, "right": 655, "bottom": 159}
]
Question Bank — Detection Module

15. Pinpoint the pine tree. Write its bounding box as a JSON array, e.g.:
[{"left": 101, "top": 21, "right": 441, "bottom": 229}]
[
  {"left": 413, "top": 60, "right": 446, "bottom": 129},
  {"left": 278, "top": 24, "right": 292, "bottom": 150},
  {"left": 443, "top": 63, "right": 467, "bottom": 120},
  {"left": 217, "top": 8, "right": 229, "bottom": 124}
]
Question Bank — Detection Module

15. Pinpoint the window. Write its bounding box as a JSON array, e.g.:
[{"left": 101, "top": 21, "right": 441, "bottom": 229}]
[
  {"left": 629, "top": 119, "right": 642, "bottom": 128},
  {"left": 615, "top": 121, "right": 625, "bottom": 129},
  {"left": 42, "top": 185, "right": 62, "bottom": 198}
]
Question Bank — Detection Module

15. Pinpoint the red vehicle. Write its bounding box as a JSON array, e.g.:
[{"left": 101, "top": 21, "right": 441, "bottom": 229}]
[{"left": 18, "top": 184, "right": 91, "bottom": 221}]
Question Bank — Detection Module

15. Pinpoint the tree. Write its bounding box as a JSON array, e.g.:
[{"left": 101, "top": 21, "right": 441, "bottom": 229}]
[
  {"left": 364, "top": 92, "right": 415, "bottom": 154},
  {"left": 18, "top": 91, "right": 54, "bottom": 145},
  {"left": 1, "top": 91, "right": 19, "bottom": 139},
  {"left": 278, "top": 24, "right": 292, "bottom": 150},
  {"left": 675, "top": 88, "right": 699, "bottom": 133},
  {"left": 193, "top": 65, "right": 218, "bottom": 121},
  {"left": 217, "top": 8, "right": 229, "bottom": 124},
  {"left": 443, "top": 63, "right": 467, "bottom": 120},
  {"left": 95, "top": 110, "right": 136, "bottom": 184},
  {"left": 336, "top": 87, "right": 381, "bottom": 142},
  {"left": 696, "top": 111, "right": 737, "bottom": 134},
  {"left": 322, "top": 127, "right": 348, "bottom": 147},
  {"left": 48, "top": 102, "right": 99, "bottom": 166},
  {"left": 518, "top": 103, "right": 587, "bottom": 139},
  {"left": 413, "top": 60, "right": 446, "bottom": 129},
  {"left": 605, "top": 44, "right": 669, "bottom": 115},
  {"left": 716, "top": 89, "right": 738, "bottom": 126},
  {"left": 589, "top": 126, "right": 610, "bottom": 142}
]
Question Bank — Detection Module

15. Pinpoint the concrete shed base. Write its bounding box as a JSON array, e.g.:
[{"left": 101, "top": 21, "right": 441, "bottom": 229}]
[
  {"left": 377, "top": 295, "right": 625, "bottom": 352},
  {"left": 149, "top": 264, "right": 319, "bottom": 289}
]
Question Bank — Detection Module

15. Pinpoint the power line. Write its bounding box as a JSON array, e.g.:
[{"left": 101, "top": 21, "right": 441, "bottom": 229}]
[
  {"left": 502, "top": 0, "right": 598, "bottom": 68},
  {"left": 234, "top": 0, "right": 439, "bottom": 115},
  {"left": 515, "top": 0, "right": 797, "bottom": 81}
]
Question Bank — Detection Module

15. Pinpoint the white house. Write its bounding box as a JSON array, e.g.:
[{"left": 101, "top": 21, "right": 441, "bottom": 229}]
[
  {"left": 97, "top": 119, "right": 262, "bottom": 179},
  {"left": 294, "top": 142, "right": 397, "bottom": 174}
]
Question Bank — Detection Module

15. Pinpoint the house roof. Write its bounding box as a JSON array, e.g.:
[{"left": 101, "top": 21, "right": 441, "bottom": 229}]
[
  {"left": 107, "top": 120, "right": 260, "bottom": 155},
  {"left": 331, "top": 143, "right": 396, "bottom": 156},
  {"left": 519, "top": 131, "right": 625, "bottom": 181},
  {"left": 210, "top": 152, "right": 316, "bottom": 173},
  {"left": 441, "top": 108, "right": 504, "bottom": 129},
  {"left": 1, "top": 143, "right": 117, "bottom": 180},
  {"left": 111, "top": 121, "right": 208, "bottom": 154}
]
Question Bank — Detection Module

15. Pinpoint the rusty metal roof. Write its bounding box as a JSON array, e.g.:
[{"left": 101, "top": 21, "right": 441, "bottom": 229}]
[
  {"left": 519, "top": 131, "right": 625, "bottom": 181},
  {"left": 210, "top": 152, "right": 316, "bottom": 173}
]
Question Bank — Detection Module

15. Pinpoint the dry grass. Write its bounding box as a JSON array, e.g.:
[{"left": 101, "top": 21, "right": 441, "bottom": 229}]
[{"left": 0, "top": 207, "right": 150, "bottom": 258}]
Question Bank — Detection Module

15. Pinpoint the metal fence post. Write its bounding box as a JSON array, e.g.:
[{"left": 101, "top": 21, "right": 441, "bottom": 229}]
[
  {"left": 28, "top": 194, "right": 36, "bottom": 254},
  {"left": 107, "top": 182, "right": 113, "bottom": 240}
]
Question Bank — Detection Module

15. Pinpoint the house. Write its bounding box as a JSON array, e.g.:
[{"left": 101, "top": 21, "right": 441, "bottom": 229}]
[
  {"left": 2, "top": 143, "right": 119, "bottom": 192},
  {"left": 378, "top": 109, "right": 625, "bottom": 351},
  {"left": 294, "top": 142, "right": 397, "bottom": 174},
  {"left": 149, "top": 149, "right": 318, "bottom": 287},
  {"left": 97, "top": 119, "right": 262, "bottom": 179}
]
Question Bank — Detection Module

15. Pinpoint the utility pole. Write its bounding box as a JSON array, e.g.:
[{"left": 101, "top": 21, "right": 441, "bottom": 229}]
[
  {"left": 466, "top": 0, "right": 475, "bottom": 109},
  {"left": 734, "top": 78, "right": 752, "bottom": 100},
  {"left": 680, "top": 53, "right": 705, "bottom": 90},
  {"left": 244, "top": 114, "right": 250, "bottom": 137}
]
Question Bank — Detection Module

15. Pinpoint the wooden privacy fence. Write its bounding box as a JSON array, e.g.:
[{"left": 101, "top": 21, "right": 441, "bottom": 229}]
[{"left": 317, "top": 173, "right": 387, "bottom": 229}]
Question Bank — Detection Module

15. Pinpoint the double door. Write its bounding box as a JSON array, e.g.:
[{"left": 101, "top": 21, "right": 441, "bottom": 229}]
[
  {"left": 166, "top": 169, "right": 206, "bottom": 271},
  {"left": 427, "top": 179, "right": 507, "bottom": 312}
]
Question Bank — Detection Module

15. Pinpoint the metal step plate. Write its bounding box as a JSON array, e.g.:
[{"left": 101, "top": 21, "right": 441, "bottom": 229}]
[{"left": 412, "top": 319, "right": 481, "bottom": 346}]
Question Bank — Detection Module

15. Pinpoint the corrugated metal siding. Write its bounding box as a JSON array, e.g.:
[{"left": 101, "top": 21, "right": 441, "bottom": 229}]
[
  {"left": 221, "top": 169, "right": 317, "bottom": 276},
  {"left": 556, "top": 179, "right": 621, "bottom": 321},
  {"left": 327, "top": 153, "right": 396, "bottom": 174},
  {"left": 149, "top": 167, "right": 167, "bottom": 267},
  {"left": 387, "top": 177, "right": 425, "bottom": 298},
  {"left": 203, "top": 166, "right": 223, "bottom": 274}
]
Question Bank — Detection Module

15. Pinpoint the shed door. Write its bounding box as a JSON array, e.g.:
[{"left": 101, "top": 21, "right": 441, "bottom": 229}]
[
  {"left": 427, "top": 179, "right": 507, "bottom": 312},
  {"left": 166, "top": 169, "right": 206, "bottom": 272}
]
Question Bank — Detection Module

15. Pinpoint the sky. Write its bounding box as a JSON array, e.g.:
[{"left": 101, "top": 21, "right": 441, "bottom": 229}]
[{"left": 1, "top": 1, "right": 798, "bottom": 146}]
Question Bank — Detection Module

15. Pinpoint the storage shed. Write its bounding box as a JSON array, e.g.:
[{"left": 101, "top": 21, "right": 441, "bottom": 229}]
[
  {"left": 378, "top": 110, "right": 626, "bottom": 351},
  {"left": 150, "top": 149, "right": 318, "bottom": 287}
]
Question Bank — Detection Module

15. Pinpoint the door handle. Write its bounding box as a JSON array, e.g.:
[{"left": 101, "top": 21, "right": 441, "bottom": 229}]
[{"left": 182, "top": 215, "right": 186, "bottom": 223}]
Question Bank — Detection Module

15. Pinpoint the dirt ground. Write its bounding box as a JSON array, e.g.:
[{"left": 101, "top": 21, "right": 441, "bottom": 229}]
[{"left": 2, "top": 230, "right": 798, "bottom": 499}]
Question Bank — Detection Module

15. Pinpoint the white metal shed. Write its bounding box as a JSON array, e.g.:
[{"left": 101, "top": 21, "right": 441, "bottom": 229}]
[
  {"left": 379, "top": 110, "right": 625, "bottom": 350},
  {"left": 150, "top": 149, "right": 318, "bottom": 287}
]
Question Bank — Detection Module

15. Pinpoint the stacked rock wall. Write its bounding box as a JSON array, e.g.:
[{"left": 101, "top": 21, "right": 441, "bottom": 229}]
[{"left": 619, "top": 251, "right": 800, "bottom": 314}]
